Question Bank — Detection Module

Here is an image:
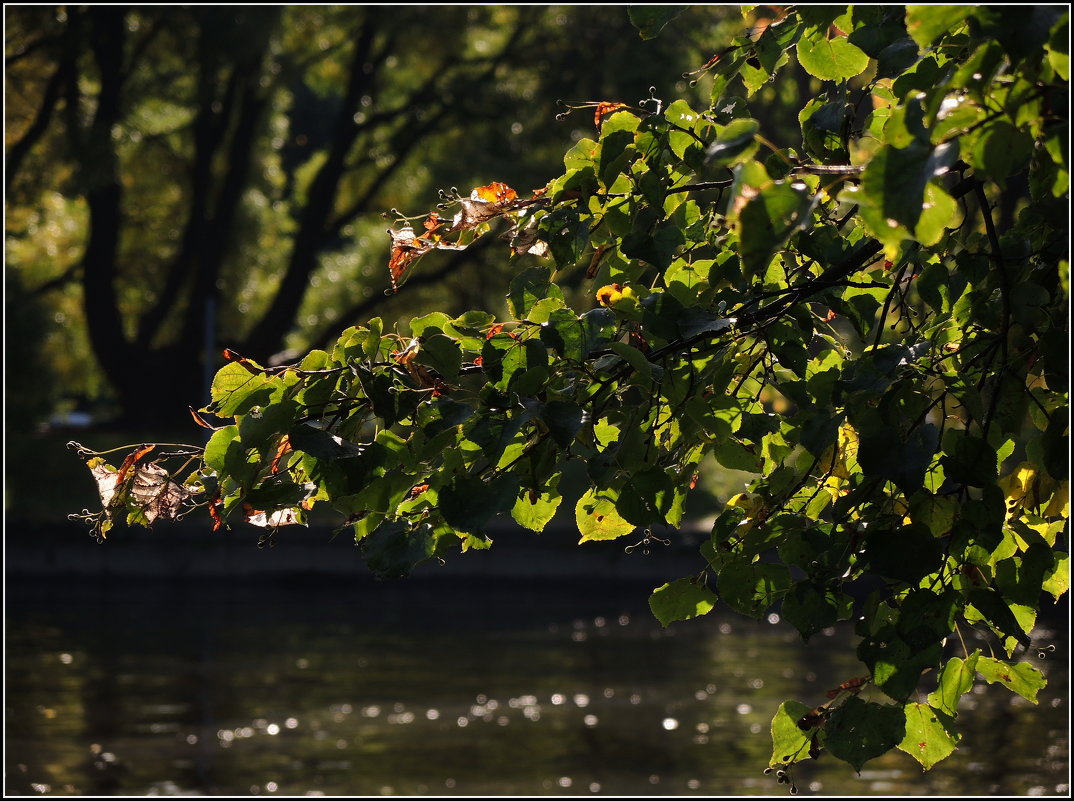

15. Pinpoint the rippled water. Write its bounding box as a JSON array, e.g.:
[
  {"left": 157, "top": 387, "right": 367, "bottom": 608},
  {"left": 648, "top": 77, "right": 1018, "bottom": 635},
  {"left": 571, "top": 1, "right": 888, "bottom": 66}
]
[{"left": 5, "top": 577, "right": 1067, "bottom": 796}]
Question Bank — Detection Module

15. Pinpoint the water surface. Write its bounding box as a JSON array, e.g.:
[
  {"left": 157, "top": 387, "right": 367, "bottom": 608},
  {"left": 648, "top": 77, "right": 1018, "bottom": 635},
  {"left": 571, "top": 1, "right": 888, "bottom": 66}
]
[{"left": 5, "top": 577, "right": 1067, "bottom": 796}]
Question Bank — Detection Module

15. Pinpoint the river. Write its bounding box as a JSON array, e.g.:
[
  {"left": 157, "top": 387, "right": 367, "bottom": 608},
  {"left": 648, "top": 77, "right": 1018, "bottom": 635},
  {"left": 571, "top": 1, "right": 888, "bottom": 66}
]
[{"left": 5, "top": 575, "right": 1067, "bottom": 796}]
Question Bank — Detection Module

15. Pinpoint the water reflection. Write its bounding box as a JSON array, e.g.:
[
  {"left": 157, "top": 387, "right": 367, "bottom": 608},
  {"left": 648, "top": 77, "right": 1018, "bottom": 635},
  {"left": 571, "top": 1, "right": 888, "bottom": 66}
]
[{"left": 5, "top": 578, "right": 1067, "bottom": 796}]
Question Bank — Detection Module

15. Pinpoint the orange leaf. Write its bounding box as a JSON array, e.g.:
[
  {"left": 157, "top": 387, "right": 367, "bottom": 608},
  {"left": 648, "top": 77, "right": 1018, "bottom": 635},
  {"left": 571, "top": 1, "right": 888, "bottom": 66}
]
[
  {"left": 222, "top": 348, "right": 263, "bottom": 375},
  {"left": 473, "top": 182, "right": 517, "bottom": 203},
  {"left": 189, "top": 406, "right": 217, "bottom": 430},
  {"left": 392, "top": 338, "right": 420, "bottom": 365},
  {"left": 116, "top": 445, "right": 156, "bottom": 485},
  {"left": 594, "top": 102, "right": 627, "bottom": 128},
  {"left": 629, "top": 329, "right": 650, "bottom": 354},
  {"left": 270, "top": 435, "right": 292, "bottom": 474},
  {"left": 209, "top": 495, "right": 224, "bottom": 531}
]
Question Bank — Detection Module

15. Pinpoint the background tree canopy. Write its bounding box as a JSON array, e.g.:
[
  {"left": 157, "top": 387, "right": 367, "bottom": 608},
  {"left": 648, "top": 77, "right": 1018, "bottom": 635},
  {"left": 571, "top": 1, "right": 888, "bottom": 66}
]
[
  {"left": 11, "top": 3, "right": 1069, "bottom": 787},
  {"left": 6, "top": 5, "right": 751, "bottom": 426}
]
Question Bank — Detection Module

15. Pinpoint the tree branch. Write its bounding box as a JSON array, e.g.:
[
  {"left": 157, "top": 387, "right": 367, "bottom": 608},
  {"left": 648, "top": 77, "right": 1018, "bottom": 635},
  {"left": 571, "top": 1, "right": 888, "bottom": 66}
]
[
  {"left": 242, "top": 13, "right": 384, "bottom": 360},
  {"left": 5, "top": 56, "right": 71, "bottom": 191}
]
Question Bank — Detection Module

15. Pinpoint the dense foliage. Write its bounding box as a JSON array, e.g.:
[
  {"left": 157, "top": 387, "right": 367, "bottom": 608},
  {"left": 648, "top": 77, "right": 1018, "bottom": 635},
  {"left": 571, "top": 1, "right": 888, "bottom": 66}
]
[{"left": 71, "top": 5, "right": 1068, "bottom": 783}]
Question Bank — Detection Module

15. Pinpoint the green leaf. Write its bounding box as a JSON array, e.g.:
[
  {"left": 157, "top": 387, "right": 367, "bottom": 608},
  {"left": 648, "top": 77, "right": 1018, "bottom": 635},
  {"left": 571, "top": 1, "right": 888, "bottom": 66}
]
[
  {"left": 618, "top": 465, "right": 675, "bottom": 526},
  {"left": 627, "top": 6, "right": 688, "bottom": 39},
  {"left": 714, "top": 436, "right": 761, "bottom": 473},
  {"left": 607, "top": 341, "right": 653, "bottom": 383},
  {"left": 769, "top": 700, "right": 814, "bottom": 768},
  {"left": 927, "top": 653, "right": 980, "bottom": 717},
  {"left": 825, "top": 697, "right": 907, "bottom": 772},
  {"left": 896, "top": 589, "right": 960, "bottom": 649},
  {"left": 361, "top": 522, "right": 437, "bottom": 579},
  {"left": 1042, "top": 552, "right": 1070, "bottom": 601},
  {"left": 576, "top": 487, "right": 636, "bottom": 542},
  {"left": 864, "top": 524, "right": 944, "bottom": 584},
  {"left": 915, "top": 182, "right": 958, "bottom": 246},
  {"left": 705, "top": 118, "right": 760, "bottom": 167},
  {"left": 438, "top": 473, "right": 518, "bottom": 533},
  {"left": 288, "top": 423, "right": 363, "bottom": 461},
  {"left": 580, "top": 307, "right": 618, "bottom": 354},
  {"left": 908, "top": 490, "right": 958, "bottom": 537},
  {"left": 858, "top": 636, "right": 942, "bottom": 700},
  {"left": 800, "top": 98, "right": 850, "bottom": 162},
  {"left": 298, "top": 349, "right": 329, "bottom": 371},
  {"left": 796, "top": 27, "right": 870, "bottom": 81},
  {"left": 857, "top": 422, "right": 939, "bottom": 496},
  {"left": 415, "top": 334, "right": 462, "bottom": 380},
  {"left": 563, "top": 137, "right": 600, "bottom": 170},
  {"left": 244, "top": 477, "right": 314, "bottom": 512},
  {"left": 905, "top": 6, "right": 970, "bottom": 48},
  {"left": 238, "top": 400, "right": 300, "bottom": 453},
  {"left": 509, "top": 267, "right": 564, "bottom": 320},
  {"left": 897, "top": 703, "right": 960, "bottom": 770},
  {"left": 780, "top": 581, "right": 841, "bottom": 639},
  {"left": 204, "top": 425, "right": 239, "bottom": 475},
  {"left": 210, "top": 362, "right": 276, "bottom": 416},
  {"left": 861, "top": 140, "right": 933, "bottom": 234},
  {"left": 717, "top": 561, "right": 791, "bottom": 619},
  {"left": 735, "top": 180, "right": 811, "bottom": 279},
  {"left": 976, "top": 656, "right": 1047, "bottom": 703},
  {"left": 676, "top": 306, "right": 735, "bottom": 340},
  {"left": 540, "top": 308, "right": 586, "bottom": 362},
  {"left": 941, "top": 434, "right": 997, "bottom": 488},
  {"left": 419, "top": 398, "right": 474, "bottom": 438},
  {"left": 511, "top": 487, "right": 562, "bottom": 533},
  {"left": 541, "top": 400, "right": 586, "bottom": 448},
  {"left": 408, "top": 311, "right": 452, "bottom": 338},
  {"left": 966, "top": 588, "right": 1032, "bottom": 649},
  {"left": 649, "top": 578, "right": 717, "bottom": 627},
  {"left": 965, "top": 121, "right": 1034, "bottom": 188}
]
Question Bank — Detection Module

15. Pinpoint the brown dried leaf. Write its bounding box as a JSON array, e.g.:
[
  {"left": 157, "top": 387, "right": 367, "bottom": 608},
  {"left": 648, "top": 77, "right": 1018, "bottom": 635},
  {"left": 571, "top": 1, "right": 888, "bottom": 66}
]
[
  {"left": 129, "top": 463, "right": 191, "bottom": 524},
  {"left": 90, "top": 462, "right": 120, "bottom": 508}
]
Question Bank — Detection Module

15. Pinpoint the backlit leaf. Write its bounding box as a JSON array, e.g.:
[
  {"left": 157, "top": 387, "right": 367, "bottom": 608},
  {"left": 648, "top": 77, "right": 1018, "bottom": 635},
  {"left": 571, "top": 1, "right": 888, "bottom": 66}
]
[
  {"left": 897, "top": 703, "right": 960, "bottom": 770},
  {"left": 649, "top": 578, "right": 717, "bottom": 627}
]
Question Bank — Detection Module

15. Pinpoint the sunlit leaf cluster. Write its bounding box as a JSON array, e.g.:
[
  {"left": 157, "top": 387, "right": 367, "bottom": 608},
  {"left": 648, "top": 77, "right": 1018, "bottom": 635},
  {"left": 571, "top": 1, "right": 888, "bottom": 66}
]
[{"left": 71, "top": 4, "right": 1067, "bottom": 780}]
